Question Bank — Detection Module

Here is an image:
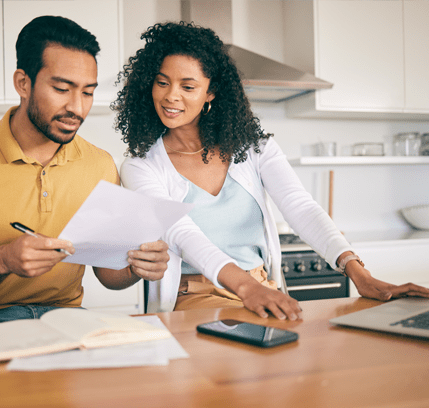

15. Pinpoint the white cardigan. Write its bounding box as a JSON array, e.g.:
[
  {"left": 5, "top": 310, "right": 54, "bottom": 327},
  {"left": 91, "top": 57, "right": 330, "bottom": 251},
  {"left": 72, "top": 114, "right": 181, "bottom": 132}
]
[{"left": 121, "top": 137, "right": 353, "bottom": 312}]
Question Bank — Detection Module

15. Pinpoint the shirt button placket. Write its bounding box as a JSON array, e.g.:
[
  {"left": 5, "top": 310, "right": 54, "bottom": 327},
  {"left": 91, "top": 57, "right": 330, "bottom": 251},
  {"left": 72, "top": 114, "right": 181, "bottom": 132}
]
[{"left": 40, "top": 168, "right": 52, "bottom": 212}]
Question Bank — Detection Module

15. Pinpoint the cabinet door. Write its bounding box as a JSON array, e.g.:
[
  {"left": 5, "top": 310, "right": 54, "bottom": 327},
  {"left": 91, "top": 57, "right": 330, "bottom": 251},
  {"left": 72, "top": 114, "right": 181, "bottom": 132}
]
[
  {"left": 3, "top": 0, "right": 120, "bottom": 107},
  {"left": 403, "top": 0, "right": 429, "bottom": 112},
  {"left": 81, "top": 267, "right": 144, "bottom": 314},
  {"left": 314, "top": 0, "right": 404, "bottom": 112}
]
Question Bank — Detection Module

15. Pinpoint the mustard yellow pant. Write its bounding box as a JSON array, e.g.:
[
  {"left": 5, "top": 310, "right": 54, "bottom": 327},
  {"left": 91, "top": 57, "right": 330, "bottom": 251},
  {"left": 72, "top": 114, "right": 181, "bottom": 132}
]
[{"left": 174, "top": 265, "right": 277, "bottom": 311}]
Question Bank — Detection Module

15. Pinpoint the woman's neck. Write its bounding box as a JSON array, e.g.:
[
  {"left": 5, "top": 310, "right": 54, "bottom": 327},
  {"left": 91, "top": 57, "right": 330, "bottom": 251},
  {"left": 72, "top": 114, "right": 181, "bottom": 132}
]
[{"left": 163, "top": 128, "right": 203, "bottom": 152}]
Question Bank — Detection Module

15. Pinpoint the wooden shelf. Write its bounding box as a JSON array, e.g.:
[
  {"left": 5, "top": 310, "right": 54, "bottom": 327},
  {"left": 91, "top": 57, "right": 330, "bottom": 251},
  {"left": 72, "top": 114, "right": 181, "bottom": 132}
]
[{"left": 289, "top": 156, "right": 429, "bottom": 166}]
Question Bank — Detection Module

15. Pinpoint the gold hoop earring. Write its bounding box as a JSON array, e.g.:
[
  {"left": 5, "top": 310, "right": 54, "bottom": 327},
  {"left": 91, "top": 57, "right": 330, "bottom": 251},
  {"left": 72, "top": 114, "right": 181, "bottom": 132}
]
[{"left": 202, "top": 101, "right": 211, "bottom": 115}]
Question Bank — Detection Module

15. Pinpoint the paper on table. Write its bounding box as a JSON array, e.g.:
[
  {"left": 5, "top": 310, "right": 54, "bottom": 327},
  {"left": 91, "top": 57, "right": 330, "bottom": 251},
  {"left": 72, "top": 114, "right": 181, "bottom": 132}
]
[
  {"left": 59, "top": 180, "right": 193, "bottom": 269},
  {"left": 7, "top": 316, "right": 189, "bottom": 371}
]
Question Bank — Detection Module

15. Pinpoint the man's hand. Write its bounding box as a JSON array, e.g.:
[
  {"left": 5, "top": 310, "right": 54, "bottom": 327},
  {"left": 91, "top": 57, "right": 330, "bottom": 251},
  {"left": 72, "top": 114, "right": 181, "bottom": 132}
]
[
  {"left": 0, "top": 234, "right": 75, "bottom": 278},
  {"left": 127, "top": 240, "right": 170, "bottom": 281}
]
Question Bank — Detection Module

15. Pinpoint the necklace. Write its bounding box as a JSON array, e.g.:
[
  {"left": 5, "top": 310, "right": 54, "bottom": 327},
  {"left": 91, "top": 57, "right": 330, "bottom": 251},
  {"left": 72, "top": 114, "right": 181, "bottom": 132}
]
[{"left": 164, "top": 141, "right": 204, "bottom": 155}]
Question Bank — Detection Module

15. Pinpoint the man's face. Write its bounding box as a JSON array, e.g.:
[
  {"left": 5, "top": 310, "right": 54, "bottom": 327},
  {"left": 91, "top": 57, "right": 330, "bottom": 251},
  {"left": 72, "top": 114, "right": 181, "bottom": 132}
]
[{"left": 26, "top": 45, "right": 98, "bottom": 144}]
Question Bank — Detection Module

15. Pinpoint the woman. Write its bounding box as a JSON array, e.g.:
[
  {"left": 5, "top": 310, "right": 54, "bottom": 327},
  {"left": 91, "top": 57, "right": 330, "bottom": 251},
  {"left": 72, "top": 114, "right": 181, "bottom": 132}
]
[{"left": 113, "top": 22, "right": 429, "bottom": 319}]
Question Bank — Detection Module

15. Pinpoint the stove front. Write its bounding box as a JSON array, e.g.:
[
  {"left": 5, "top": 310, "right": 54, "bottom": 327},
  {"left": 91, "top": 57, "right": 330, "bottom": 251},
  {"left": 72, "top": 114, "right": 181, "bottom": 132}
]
[{"left": 280, "top": 234, "right": 349, "bottom": 301}]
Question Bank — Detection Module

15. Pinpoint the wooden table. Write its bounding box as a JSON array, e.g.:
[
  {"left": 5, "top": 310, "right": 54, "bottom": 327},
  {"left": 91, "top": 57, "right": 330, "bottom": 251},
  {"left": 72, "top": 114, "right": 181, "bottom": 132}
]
[{"left": 1, "top": 297, "right": 429, "bottom": 408}]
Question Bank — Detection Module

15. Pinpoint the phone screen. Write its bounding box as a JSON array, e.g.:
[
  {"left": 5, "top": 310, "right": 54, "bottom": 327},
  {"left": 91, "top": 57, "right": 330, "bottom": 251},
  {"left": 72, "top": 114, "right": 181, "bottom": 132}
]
[{"left": 197, "top": 319, "right": 299, "bottom": 348}]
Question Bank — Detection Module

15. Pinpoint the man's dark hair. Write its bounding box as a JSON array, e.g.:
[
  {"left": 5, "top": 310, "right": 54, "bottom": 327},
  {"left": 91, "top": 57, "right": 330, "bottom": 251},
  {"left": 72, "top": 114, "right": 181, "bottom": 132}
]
[{"left": 16, "top": 15, "right": 100, "bottom": 86}]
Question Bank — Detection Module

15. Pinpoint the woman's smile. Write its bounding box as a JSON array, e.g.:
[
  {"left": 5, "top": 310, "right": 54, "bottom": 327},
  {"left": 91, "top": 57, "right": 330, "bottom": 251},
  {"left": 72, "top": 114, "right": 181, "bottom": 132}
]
[{"left": 162, "top": 106, "right": 184, "bottom": 117}]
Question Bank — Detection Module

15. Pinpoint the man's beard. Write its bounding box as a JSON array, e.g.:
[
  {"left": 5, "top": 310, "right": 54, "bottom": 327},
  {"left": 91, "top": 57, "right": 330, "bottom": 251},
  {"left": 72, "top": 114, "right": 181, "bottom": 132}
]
[{"left": 27, "top": 94, "right": 83, "bottom": 145}]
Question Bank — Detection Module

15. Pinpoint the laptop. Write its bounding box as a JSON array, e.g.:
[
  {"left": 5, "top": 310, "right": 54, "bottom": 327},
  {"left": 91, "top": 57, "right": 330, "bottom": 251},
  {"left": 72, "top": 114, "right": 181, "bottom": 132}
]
[{"left": 329, "top": 297, "right": 429, "bottom": 339}]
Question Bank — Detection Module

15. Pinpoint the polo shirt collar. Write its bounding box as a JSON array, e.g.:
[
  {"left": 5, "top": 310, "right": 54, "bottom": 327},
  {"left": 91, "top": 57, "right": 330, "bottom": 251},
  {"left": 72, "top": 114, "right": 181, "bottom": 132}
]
[{"left": 0, "top": 106, "right": 83, "bottom": 166}]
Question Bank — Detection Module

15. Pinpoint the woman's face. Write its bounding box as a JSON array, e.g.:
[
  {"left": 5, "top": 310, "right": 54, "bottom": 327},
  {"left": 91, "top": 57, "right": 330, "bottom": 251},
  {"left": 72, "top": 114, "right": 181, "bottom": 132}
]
[{"left": 152, "top": 54, "right": 214, "bottom": 132}]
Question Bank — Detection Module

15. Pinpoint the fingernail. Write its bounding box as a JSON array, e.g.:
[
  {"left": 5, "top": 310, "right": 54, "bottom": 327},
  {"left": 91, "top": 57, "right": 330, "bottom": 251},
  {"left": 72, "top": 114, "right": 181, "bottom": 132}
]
[
  {"left": 128, "top": 251, "right": 134, "bottom": 257},
  {"left": 289, "top": 313, "right": 297, "bottom": 321},
  {"left": 261, "top": 312, "right": 268, "bottom": 318},
  {"left": 278, "top": 314, "right": 286, "bottom": 320}
]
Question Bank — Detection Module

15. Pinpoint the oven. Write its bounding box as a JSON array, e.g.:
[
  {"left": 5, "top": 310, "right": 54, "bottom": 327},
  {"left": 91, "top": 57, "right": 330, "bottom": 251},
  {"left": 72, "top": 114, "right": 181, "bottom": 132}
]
[{"left": 280, "top": 234, "right": 349, "bottom": 301}]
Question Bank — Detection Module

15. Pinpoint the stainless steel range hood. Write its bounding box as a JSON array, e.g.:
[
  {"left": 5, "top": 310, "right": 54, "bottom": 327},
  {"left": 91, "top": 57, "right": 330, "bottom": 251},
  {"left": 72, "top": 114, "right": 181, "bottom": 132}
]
[
  {"left": 181, "top": 0, "right": 333, "bottom": 103},
  {"left": 226, "top": 44, "right": 333, "bottom": 103}
]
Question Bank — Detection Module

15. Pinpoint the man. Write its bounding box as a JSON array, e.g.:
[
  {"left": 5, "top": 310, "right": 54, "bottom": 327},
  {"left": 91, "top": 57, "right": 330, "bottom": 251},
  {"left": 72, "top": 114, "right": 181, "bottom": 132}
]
[{"left": 0, "top": 16, "right": 169, "bottom": 322}]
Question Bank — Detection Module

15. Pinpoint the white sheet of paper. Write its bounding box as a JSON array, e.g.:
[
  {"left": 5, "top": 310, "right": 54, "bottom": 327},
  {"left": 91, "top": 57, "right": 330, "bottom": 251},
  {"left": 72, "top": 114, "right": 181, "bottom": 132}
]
[
  {"left": 7, "top": 316, "right": 189, "bottom": 371},
  {"left": 59, "top": 180, "right": 193, "bottom": 269}
]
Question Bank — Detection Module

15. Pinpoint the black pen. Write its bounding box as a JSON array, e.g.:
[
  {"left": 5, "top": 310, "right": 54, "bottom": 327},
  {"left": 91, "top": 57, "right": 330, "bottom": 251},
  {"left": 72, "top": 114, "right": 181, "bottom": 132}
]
[{"left": 10, "top": 222, "right": 72, "bottom": 256}]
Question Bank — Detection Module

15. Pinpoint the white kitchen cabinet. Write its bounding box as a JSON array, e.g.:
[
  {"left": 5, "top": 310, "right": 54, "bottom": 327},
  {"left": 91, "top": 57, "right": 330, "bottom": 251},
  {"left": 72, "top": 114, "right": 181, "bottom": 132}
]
[
  {"left": 2, "top": 0, "right": 121, "bottom": 112},
  {"left": 283, "top": 0, "right": 429, "bottom": 119},
  {"left": 349, "top": 238, "right": 429, "bottom": 297},
  {"left": 403, "top": 0, "right": 429, "bottom": 112},
  {"left": 81, "top": 266, "right": 144, "bottom": 314}
]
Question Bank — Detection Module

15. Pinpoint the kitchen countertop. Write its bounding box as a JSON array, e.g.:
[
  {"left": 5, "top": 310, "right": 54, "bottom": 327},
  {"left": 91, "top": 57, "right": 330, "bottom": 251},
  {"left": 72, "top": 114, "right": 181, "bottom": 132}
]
[
  {"left": 344, "top": 229, "right": 429, "bottom": 245},
  {"left": 278, "top": 227, "right": 429, "bottom": 252}
]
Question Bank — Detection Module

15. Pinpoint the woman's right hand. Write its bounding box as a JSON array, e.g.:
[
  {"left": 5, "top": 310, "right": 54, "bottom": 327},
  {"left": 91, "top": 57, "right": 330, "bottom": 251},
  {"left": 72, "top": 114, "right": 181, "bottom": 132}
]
[
  {"left": 239, "top": 278, "right": 302, "bottom": 320},
  {"left": 217, "top": 263, "right": 302, "bottom": 320}
]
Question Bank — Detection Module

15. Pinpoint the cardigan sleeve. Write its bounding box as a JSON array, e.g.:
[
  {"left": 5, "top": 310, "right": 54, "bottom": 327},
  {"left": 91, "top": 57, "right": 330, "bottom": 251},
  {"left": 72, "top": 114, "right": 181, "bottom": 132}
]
[
  {"left": 256, "top": 138, "right": 353, "bottom": 269},
  {"left": 120, "top": 155, "right": 237, "bottom": 287}
]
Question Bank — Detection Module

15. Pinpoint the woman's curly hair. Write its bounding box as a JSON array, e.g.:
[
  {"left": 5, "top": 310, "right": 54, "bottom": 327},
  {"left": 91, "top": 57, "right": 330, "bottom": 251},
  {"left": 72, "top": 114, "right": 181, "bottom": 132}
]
[{"left": 111, "top": 21, "right": 272, "bottom": 163}]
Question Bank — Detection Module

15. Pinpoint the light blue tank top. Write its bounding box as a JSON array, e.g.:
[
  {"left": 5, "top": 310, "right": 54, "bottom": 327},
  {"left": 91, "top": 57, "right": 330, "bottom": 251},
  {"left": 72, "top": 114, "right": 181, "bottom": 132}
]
[{"left": 181, "top": 173, "right": 267, "bottom": 274}]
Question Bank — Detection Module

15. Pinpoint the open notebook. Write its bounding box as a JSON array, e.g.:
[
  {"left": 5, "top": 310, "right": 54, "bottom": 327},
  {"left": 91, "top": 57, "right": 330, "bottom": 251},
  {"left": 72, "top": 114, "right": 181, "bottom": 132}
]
[
  {"left": 0, "top": 308, "right": 171, "bottom": 361},
  {"left": 330, "top": 297, "right": 429, "bottom": 339}
]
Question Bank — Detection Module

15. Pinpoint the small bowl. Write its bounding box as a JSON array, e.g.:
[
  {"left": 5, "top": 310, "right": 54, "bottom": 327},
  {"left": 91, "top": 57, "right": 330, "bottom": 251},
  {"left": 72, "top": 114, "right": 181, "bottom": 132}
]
[{"left": 401, "top": 204, "right": 429, "bottom": 230}]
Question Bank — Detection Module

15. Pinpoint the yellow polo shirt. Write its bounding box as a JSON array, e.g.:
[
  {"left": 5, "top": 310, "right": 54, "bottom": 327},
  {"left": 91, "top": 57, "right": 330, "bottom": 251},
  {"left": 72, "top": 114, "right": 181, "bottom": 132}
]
[{"left": 0, "top": 107, "right": 120, "bottom": 308}]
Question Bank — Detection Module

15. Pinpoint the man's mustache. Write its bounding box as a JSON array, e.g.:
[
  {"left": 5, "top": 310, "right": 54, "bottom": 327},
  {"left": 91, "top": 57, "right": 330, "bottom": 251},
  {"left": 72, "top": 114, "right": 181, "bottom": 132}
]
[{"left": 52, "top": 112, "right": 84, "bottom": 124}]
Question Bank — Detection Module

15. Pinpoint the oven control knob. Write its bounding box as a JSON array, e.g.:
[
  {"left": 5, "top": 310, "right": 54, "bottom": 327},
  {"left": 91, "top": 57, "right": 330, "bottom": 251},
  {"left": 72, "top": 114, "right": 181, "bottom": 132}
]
[
  {"left": 311, "top": 260, "right": 322, "bottom": 271},
  {"left": 294, "top": 261, "right": 306, "bottom": 272},
  {"left": 282, "top": 263, "right": 290, "bottom": 274}
]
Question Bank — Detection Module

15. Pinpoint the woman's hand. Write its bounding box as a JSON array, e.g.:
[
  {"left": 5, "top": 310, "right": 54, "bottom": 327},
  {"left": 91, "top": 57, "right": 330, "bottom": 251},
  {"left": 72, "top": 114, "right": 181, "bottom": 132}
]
[
  {"left": 344, "top": 257, "right": 429, "bottom": 301},
  {"left": 217, "top": 264, "right": 302, "bottom": 320},
  {"left": 239, "top": 280, "right": 302, "bottom": 320}
]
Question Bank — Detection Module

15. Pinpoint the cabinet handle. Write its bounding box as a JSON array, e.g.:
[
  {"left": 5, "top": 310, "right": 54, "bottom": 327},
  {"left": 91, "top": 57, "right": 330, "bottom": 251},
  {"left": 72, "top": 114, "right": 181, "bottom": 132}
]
[{"left": 288, "top": 282, "right": 342, "bottom": 291}]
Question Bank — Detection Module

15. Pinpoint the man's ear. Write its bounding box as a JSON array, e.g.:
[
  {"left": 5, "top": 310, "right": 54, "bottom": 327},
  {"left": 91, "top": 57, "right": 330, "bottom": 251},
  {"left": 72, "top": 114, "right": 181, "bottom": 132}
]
[{"left": 13, "top": 69, "right": 32, "bottom": 99}]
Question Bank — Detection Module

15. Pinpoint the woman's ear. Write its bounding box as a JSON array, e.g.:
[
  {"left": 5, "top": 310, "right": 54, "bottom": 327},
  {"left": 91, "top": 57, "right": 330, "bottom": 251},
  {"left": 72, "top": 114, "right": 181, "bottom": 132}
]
[
  {"left": 13, "top": 69, "right": 32, "bottom": 99},
  {"left": 207, "top": 92, "right": 215, "bottom": 103}
]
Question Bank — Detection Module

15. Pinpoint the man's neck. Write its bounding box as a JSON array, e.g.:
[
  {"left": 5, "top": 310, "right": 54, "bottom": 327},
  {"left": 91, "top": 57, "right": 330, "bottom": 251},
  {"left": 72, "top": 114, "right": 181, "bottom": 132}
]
[{"left": 10, "top": 106, "right": 62, "bottom": 167}]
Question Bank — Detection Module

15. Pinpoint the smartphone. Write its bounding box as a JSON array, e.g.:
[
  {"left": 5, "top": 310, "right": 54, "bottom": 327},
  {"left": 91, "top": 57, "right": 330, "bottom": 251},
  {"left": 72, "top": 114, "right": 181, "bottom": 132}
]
[{"left": 196, "top": 319, "right": 299, "bottom": 348}]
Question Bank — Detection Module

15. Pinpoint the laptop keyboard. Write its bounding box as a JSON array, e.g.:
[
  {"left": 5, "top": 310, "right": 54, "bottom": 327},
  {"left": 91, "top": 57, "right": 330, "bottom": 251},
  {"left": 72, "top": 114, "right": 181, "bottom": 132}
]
[{"left": 390, "top": 310, "right": 429, "bottom": 330}]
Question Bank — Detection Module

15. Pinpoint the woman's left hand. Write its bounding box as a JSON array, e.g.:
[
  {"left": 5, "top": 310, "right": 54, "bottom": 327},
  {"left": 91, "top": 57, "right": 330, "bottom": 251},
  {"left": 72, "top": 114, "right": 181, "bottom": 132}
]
[{"left": 346, "top": 261, "right": 429, "bottom": 301}]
